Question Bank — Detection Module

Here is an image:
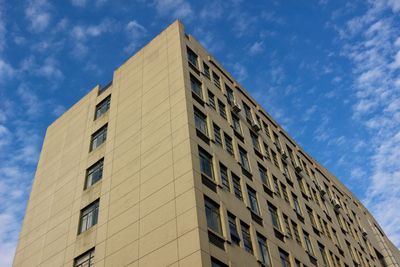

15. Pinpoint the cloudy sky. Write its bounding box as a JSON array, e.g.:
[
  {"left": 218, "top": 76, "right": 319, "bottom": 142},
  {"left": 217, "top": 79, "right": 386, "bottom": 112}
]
[{"left": 0, "top": 0, "right": 399, "bottom": 266}]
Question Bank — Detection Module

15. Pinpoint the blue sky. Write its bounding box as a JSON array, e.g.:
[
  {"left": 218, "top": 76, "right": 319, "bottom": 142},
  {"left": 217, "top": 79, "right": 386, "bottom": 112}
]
[{"left": 0, "top": 0, "right": 399, "bottom": 265}]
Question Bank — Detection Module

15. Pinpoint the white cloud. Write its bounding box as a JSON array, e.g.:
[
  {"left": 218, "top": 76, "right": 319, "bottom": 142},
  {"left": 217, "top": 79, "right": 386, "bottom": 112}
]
[
  {"left": 153, "top": 0, "right": 192, "bottom": 20},
  {"left": 124, "top": 20, "right": 147, "bottom": 53},
  {"left": 71, "top": 0, "right": 87, "bottom": 7},
  {"left": 231, "top": 62, "right": 247, "bottom": 82},
  {"left": 339, "top": 0, "right": 400, "bottom": 247},
  {"left": 0, "top": 59, "right": 14, "bottom": 81},
  {"left": 25, "top": 0, "right": 51, "bottom": 33},
  {"left": 249, "top": 41, "right": 264, "bottom": 55},
  {"left": 0, "top": 1, "right": 6, "bottom": 52}
]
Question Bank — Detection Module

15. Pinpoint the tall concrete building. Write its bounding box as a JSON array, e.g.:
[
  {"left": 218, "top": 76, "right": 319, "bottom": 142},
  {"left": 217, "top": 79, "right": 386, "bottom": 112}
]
[{"left": 13, "top": 21, "right": 399, "bottom": 267}]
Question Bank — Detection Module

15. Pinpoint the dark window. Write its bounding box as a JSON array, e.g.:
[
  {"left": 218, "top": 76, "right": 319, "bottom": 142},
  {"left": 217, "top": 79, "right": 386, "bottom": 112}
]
[
  {"left": 228, "top": 212, "right": 240, "bottom": 245},
  {"left": 268, "top": 203, "right": 281, "bottom": 230},
  {"left": 74, "top": 248, "right": 95, "bottom": 267},
  {"left": 205, "top": 197, "right": 222, "bottom": 234},
  {"left": 319, "top": 244, "right": 330, "bottom": 267},
  {"left": 218, "top": 100, "right": 227, "bottom": 119},
  {"left": 187, "top": 47, "right": 198, "bottom": 68},
  {"left": 243, "top": 102, "right": 253, "bottom": 122},
  {"left": 241, "top": 222, "right": 253, "bottom": 254},
  {"left": 303, "top": 231, "right": 314, "bottom": 255},
  {"left": 271, "top": 150, "right": 280, "bottom": 168},
  {"left": 79, "top": 200, "right": 99, "bottom": 234},
  {"left": 283, "top": 214, "right": 292, "bottom": 239},
  {"left": 264, "top": 143, "right": 271, "bottom": 161},
  {"left": 90, "top": 125, "right": 107, "bottom": 151},
  {"left": 279, "top": 249, "right": 291, "bottom": 267},
  {"left": 259, "top": 165, "right": 270, "bottom": 187},
  {"left": 220, "top": 163, "right": 230, "bottom": 191},
  {"left": 292, "top": 221, "right": 302, "bottom": 244},
  {"left": 194, "top": 108, "right": 208, "bottom": 136},
  {"left": 212, "top": 71, "right": 221, "bottom": 88},
  {"left": 226, "top": 85, "right": 235, "bottom": 105},
  {"left": 203, "top": 63, "right": 210, "bottom": 78},
  {"left": 292, "top": 193, "right": 302, "bottom": 215},
  {"left": 257, "top": 234, "right": 272, "bottom": 267},
  {"left": 281, "top": 183, "right": 289, "bottom": 203},
  {"left": 273, "top": 176, "right": 281, "bottom": 197},
  {"left": 94, "top": 95, "right": 111, "bottom": 119},
  {"left": 208, "top": 90, "right": 216, "bottom": 109},
  {"left": 251, "top": 132, "right": 261, "bottom": 151},
  {"left": 232, "top": 173, "right": 243, "bottom": 200},
  {"left": 263, "top": 122, "right": 271, "bottom": 138},
  {"left": 273, "top": 132, "right": 281, "bottom": 151},
  {"left": 224, "top": 133, "right": 234, "bottom": 156},
  {"left": 247, "top": 186, "right": 260, "bottom": 214},
  {"left": 232, "top": 113, "right": 241, "bottom": 134},
  {"left": 239, "top": 146, "right": 250, "bottom": 171},
  {"left": 213, "top": 123, "right": 222, "bottom": 145},
  {"left": 85, "top": 159, "right": 104, "bottom": 189},
  {"left": 211, "top": 257, "right": 228, "bottom": 267},
  {"left": 190, "top": 74, "right": 203, "bottom": 98},
  {"left": 199, "top": 148, "right": 213, "bottom": 179}
]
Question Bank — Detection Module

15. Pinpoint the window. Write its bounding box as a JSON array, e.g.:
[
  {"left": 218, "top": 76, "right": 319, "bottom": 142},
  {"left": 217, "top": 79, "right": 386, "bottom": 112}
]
[
  {"left": 292, "top": 221, "right": 302, "bottom": 244},
  {"left": 247, "top": 186, "right": 260, "bottom": 214},
  {"left": 241, "top": 222, "right": 253, "bottom": 254},
  {"left": 199, "top": 148, "right": 213, "bottom": 179},
  {"left": 211, "top": 257, "right": 228, "bottom": 267},
  {"left": 203, "top": 62, "right": 210, "bottom": 79},
  {"left": 283, "top": 162, "right": 291, "bottom": 181},
  {"left": 263, "top": 122, "right": 271, "bottom": 138},
  {"left": 258, "top": 165, "right": 270, "bottom": 187},
  {"left": 190, "top": 74, "right": 203, "bottom": 98},
  {"left": 79, "top": 200, "right": 99, "bottom": 233},
  {"left": 204, "top": 197, "right": 222, "bottom": 234},
  {"left": 212, "top": 71, "right": 221, "bottom": 88},
  {"left": 243, "top": 102, "right": 253, "bottom": 122},
  {"left": 224, "top": 133, "right": 234, "bottom": 155},
  {"left": 187, "top": 47, "right": 198, "bottom": 68},
  {"left": 268, "top": 203, "right": 281, "bottom": 230},
  {"left": 281, "top": 182, "right": 289, "bottom": 203},
  {"left": 292, "top": 193, "right": 302, "bottom": 215},
  {"left": 232, "top": 173, "right": 243, "bottom": 200},
  {"left": 226, "top": 85, "right": 235, "bottom": 105},
  {"left": 279, "top": 249, "right": 291, "bottom": 267},
  {"left": 74, "top": 248, "right": 95, "bottom": 267},
  {"left": 273, "top": 176, "right": 281, "bottom": 197},
  {"left": 90, "top": 125, "right": 107, "bottom": 151},
  {"left": 194, "top": 108, "right": 208, "bottom": 136},
  {"left": 306, "top": 206, "right": 317, "bottom": 228},
  {"left": 319, "top": 243, "right": 330, "bottom": 267},
  {"left": 232, "top": 113, "right": 242, "bottom": 134},
  {"left": 257, "top": 234, "right": 272, "bottom": 267},
  {"left": 220, "top": 163, "right": 230, "bottom": 191},
  {"left": 213, "top": 123, "right": 222, "bottom": 145},
  {"left": 218, "top": 100, "right": 227, "bottom": 119},
  {"left": 251, "top": 132, "right": 261, "bottom": 151},
  {"left": 228, "top": 212, "right": 240, "bottom": 245},
  {"left": 208, "top": 90, "right": 216, "bottom": 109},
  {"left": 94, "top": 95, "right": 110, "bottom": 119},
  {"left": 85, "top": 159, "right": 104, "bottom": 189},
  {"left": 271, "top": 150, "right": 280, "bottom": 168},
  {"left": 303, "top": 231, "right": 314, "bottom": 255},
  {"left": 239, "top": 146, "right": 250, "bottom": 171},
  {"left": 273, "top": 132, "right": 281, "bottom": 151},
  {"left": 283, "top": 214, "right": 292, "bottom": 239}
]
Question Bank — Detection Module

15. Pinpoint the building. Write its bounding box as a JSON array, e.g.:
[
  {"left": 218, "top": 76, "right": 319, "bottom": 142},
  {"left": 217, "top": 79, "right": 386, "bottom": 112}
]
[{"left": 13, "top": 20, "right": 400, "bottom": 267}]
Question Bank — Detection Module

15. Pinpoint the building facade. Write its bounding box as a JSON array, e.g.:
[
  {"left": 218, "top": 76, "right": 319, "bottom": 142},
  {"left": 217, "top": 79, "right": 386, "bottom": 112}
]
[{"left": 13, "top": 21, "right": 400, "bottom": 267}]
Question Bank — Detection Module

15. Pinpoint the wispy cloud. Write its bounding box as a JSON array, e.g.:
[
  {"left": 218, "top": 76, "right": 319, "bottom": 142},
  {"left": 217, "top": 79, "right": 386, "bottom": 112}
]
[
  {"left": 248, "top": 41, "right": 264, "bottom": 55},
  {"left": 124, "top": 20, "right": 147, "bottom": 53},
  {"left": 25, "top": 0, "right": 51, "bottom": 33},
  {"left": 153, "top": 0, "right": 192, "bottom": 20}
]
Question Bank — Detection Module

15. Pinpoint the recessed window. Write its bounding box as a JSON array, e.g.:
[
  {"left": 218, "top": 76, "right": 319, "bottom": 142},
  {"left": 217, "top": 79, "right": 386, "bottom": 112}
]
[
  {"left": 232, "top": 173, "right": 243, "bottom": 200},
  {"left": 318, "top": 243, "right": 329, "bottom": 266},
  {"left": 257, "top": 234, "right": 272, "bottom": 267},
  {"left": 283, "top": 214, "right": 292, "bottom": 239},
  {"left": 292, "top": 193, "right": 302, "bottom": 215},
  {"left": 239, "top": 146, "right": 250, "bottom": 171},
  {"left": 208, "top": 90, "right": 216, "bottom": 109},
  {"left": 273, "top": 132, "right": 282, "bottom": 151},
  {"left": 211, "top": 257, "right": 228, "bottom": 267},
  {"left": 292, "top": 220, "right": 302, "bottom": 244},
  {"left": 243, "top": 102, "right": 253, "bottom": 123},
  {"left": 281, "top": 182, "right": 289, "bottom": 203},
  {"left": 247, "top": 186, "right": 260, "bottom": 214},
  {"left": 271, "top": 150, "right": 280, "bottom": 168},
  {"left": 303, "top": 231, "right": 314, "bottom": 256},
  {"left": 268, "top": 203, "right": 281, "bottom": 230},
  {"left": 203, "top": 62, "right": 210, "bottom": 79},
  {"left": 194, "top": 108, "right": 208, "bottom": 136},
  {"left": 204, "top": 196, "right": 222, "bottom": 234},
  {"left": 190, "top": 74, "right": 203, "bottom": 99},
  {"left": 199, "top": 148, "right": 213, "bottom": 179},
  {"left": 218, "top": 100, "right": 227, "bottom": 119},
  {"left": 90, "top": 124, "right": 107, "bottom": 151},
  {"left": 85, "top": 158, "right": 104, "bottom": 189},
  {"left": 263, "top": 122, "right": 271, "bottom": 138},
  {"left": 259, "top": 165, "right": 270, "bottom": 187},
  {"left": 224, "top": 133, "right": 234, "bottom": 156},
  {"left": 187, "top": 47, "right": 198, "bottom": 68},
  {"left": 232, "top": 113, "right": 242, "bottom": 134},
  {"left": 273, "top": 176, "right": 281, "bottom": 197},
  {"left": 220, "top": 163, "right": 230, "bottom": 191},
  {"left": 94, "top": 95, "right": 111, "bottom": 120},
  {"left": 74, "top": 248, "right": 95, "bottom": 267},
  {"left": 241, "top": 222, "right": 253, "bottom": 254},
  {"left": 279, "top": 249, "right": 291, "bottom": 267},
  {"left": 213, "top": 123, "right": 222, "bottom": 145},
  {"left": 212, "top": 71, "right": 221, "bottom": 88},
  {"left": 79, "top": 200, "right": 99, "bottom": 234},
  {"left": 226, "top": 85, "right": 235, "bottom": 105},
  {"left": 251, "top": 132, "right": 261, "bottom": 151},
  {"left": 228, "top": 212, "right": 240, "bottom": 245}
]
